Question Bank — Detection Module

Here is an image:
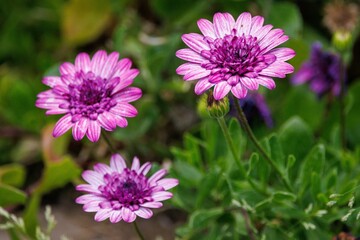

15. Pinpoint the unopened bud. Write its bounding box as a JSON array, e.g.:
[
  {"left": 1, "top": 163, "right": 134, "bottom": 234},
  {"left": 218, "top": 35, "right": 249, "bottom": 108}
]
[
  {"left": 206, "top": 91, "right": 230, "bottom": 118},
  {"left": 333, "top": 31, "right": 352, "bottom": 51}
]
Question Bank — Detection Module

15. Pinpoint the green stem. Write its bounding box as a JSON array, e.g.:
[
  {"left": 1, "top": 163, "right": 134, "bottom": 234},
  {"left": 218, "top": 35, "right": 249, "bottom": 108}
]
[
  {"left": 101, "top": 131, "right": 116, "bottom": 154},
  {"left": 233, "top": 96, "right": 292, "bottom": 192},
  {"left": 133, "top": 221, "right": 145, "bottom": 240},
  {"left": 217, "top": 117, "right": 268, "bottom": 196},
  {"left": 339, "top": 55, "right": 346, "bottom": 151}
]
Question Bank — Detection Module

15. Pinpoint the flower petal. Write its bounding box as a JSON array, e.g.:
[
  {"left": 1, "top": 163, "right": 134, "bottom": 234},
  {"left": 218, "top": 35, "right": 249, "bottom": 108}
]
[
  {"left": 109, "top": 210, "right": 122, "bottom": 223},
  {"left": 134, "top": 208, "right": 153, "bottom": 219},
  {"left": 213, "top": 81, "right": 232, "bottom": 100},
  {"left": 75, "top": 53, "right": 91, "bottom": 73},
  {"left": 157, "top": 178, "right": 179, "bottom": 190},
  {"left": 121, "top": 207, "right": 136, "bottom": 223},
  {"left": 86, "top": 120, "right": 101, "bottom": 142},
  {"left": 176, "top": 49, "right": 206, "bottom": 64},
  {"left": 213, "top": 12, "right": 234, "bottom": 38},
  {"left": 53, "top": 114, "right": 73, "bottom": 138},
  {"left": 113, "top": 87, "right": 142, "bottom": 103},
  {"left": 110, "top": 103, "right": 138, "bottom": 117},
  {"left": 72, "top": 118, "right": 88, "bottom": 141},
  {"left": 231, "top": 83, "right": 248, "bottom": 99},
  {"left": 91, "top": 50, "right": 108, "bottom": 76},
  {"left": 110, "top": 154, "right": 127, "bottom": 172},
  {"left": 131, "top": 157, "right": 140, "bottom": 171},
  {"left": 181, "top": 33, "right": 210, "bottom": 53},
  {"left": 197, "top": 19, "right": 216, "bottom": 38},
  {"left": 194, "top": 79, "right": 214, "bottom": 95},
  {"left": 152, "top": 191, "right": 173, "bottom": 201},
  {"left": 235, "top": 12, "right": 252, "bottom": 36},
  {"left": 94, "top": 209, "right": 112, "bottom": 222}
]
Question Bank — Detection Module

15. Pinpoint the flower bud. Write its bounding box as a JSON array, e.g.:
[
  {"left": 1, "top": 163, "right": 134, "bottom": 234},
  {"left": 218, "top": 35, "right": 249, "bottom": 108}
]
[
  {"left": 332, "top": 31, "right": 352, "bottom": 51},
  {"left": 206, "top": 91, "right": 230, "bottom": 118}
]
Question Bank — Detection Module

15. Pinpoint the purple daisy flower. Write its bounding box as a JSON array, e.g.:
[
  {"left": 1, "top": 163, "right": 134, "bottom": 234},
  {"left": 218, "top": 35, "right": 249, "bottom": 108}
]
[
  {"left": 76, "top": 154, "right": 179, "bottom": 223},
  {"left": 291, "top": 42, "right": 343, "bottom": 97},
  {"left": 36, "top": 50, "right": 142, "bottom": 142},
  {"left": 176, "top": 12, "right": 295, "bottom": 100}
]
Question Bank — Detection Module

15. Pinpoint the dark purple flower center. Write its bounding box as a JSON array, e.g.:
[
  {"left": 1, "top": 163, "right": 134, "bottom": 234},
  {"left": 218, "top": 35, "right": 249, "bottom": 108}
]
[
  {"left": 200, "top": 32, "right": 276, "bottom": 83},
  {"left": 63, "top": 71, "right": 117, "bottom": 121},
  {"left": 98, "top": 169, "right": 151, "bottom": 209}
]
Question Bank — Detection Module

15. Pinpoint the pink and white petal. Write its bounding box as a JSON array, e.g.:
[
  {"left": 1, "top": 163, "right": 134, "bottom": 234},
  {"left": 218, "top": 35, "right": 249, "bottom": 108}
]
[
  {"left": 72, "top": 118, "right": 88, "bottom": 141},
  {"left": 152, "top": 191, "right": 173, "bottom": 201},
  {"left": 42, "top": 76, "right": 63, "bottom": 87},
  {"left": 113, "top": 58, "right": 132, "bottom": 76},
  {"left": 111, "top": 69, "right": 139, "bottom": 94},
  {"left": 148, "top": 169, "right": 167, "bottom": 184},
  {"left": 91, "top": 50, "right": 108, "bottom": 76},
  {"left": 257, "top": 76, "right": 276, "bottom": 89},
  {"left": 138, "top": 162, "right": 152, "bottom": 175},
  {"left": 157, "top": 178, "right": 179, "bottom": 190},
  {"left": 176, "top": 63, "right": 203, "bottom": 76},
  {"left": 86, "top": 120, "right": 101, "bottom": 142},
  {"left": 46, "top": 108, "right": 69, "bottom": 115},
  {"left": 121, "top": 207, "right": 137, "bottom": 223},
  {"left": 252, "top": 24, "right": 273, "bottom": 42},
  {"left": 194, "top": 79, "right": 214, "bottom": 95},
  {"left": 176, "top": 49, "right": 207, "bottom": 64},
  {"left": 83, "top": 201, "right": 102, "bottom": 212},
  {"left": 197, "top": 19, "right": 216, "bottom": 38},
  {"left": 231, "top": 83, "right": 248, "bottom": 99},
  {"left": 100, "top": 52, "right": 119, "bottom": 79},
  {"left": 268, "top": 48, "right": 296, "bottom": 61},
  {"left": 76, "top": 184, "right": 100, "bottom": 193},
  {"left": 261, "top": 62, "right": 294, "bottom": 77},
  {"left": 184, "top": 68, "right": 211, "bottom": 81},
  {"left": 35, "top": 98, "right": 67, "bottom": 110},
  {"left": 134, "top": 208, "right": 153, "bottom": 219},
  {"left": 59, "top": 62, "right": 76, "bottom": 76},
  {"left": 94, "top": 163, "right": 113, "bottom": 175},
  {"left": 76, "top": 194, "right": 106, "bottom": 204},
  {"left": 110, "top": 154, "right": 127, "bottom": 172},
  {"left": 110, "top": 103, "right": 138, "bottom": 117},
  {"left": 258, "top": 29, "right": 285, "bottom": 49},
  {"left": 97, "top": 113, "right": 117, "bottom": 131},
  {"left": 213, "top": 81, "right": 232, "bottom": 100},
  {"left": 240, "top": 77, "right": 259, "bottom": 90},
  {"left": 113, "top": 87, "right": 142, "bottom": 103},
  {"left": 94, "top": 209, "right": 112, "bottom": 222},
  {"left": 60, "top": 74, "right": 74, "bottom": 85},
  {"left": 131, "top": 157, "right": 140, "bottom": 171},
  {"left": 249, "top": 15, "right": 264, "bottom": 35},
  {"left": 53, "top": 114, "right": 73, "bottom": 137},
  {"left": 140, "top": 202, "right": 163, "bottom": 208},
  {"left": 82, "top": 170, "right": 104, "bottom": 186},
  {"left": 109, "top": 210, "right": 122, "bottom": 223},
  {"left": 213, "top": 12, "right": 234, "bottom": 38},
  {"left": 115, "top": 116, "right": 128, "bottom": 128},
  {"left": 181, "top": 33, "right": 210, "bottom": 53},
  {"left": 235, "top": 12, "right": 252, "bottom": 36},
  {"left": 75, "top": 53, "right": 91, "bottom": 73},
  {"left": 262, "top": 35, "right": 289, "bottom": 52}
]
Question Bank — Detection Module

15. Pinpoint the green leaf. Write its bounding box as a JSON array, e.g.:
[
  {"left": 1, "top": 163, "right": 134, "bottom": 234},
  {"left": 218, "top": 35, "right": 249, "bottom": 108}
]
[
  {"left": 35, "top": 155, "right": 81, "bottom": 195},
  {"left": 272, "top": 191, "right": 297, "bottom": 202},
  {"left": 347, "top": 81, "right": 360, "bottom": 145},
  {"left": 61, "top": 0, "right": 112, "bottom": 46},
  {"left": 311, "top": 172, "right": 321, "bottom": 201},
  {"left": 0, "top": 164, "right": 25, "bottom": 187},
  {"left": 195, "top": 169, "right": 220, "bottom": 208},
  {"left": 268, "top": 2, "right": 303, "bottom": 38},
  {"left": 0, "top": 184, "right": 26, "bottom": 206},
  {"left": 279, "top": 116, "right": 314, "bottom": 161},
  {"left": 280, "top": 87, "right": 324, "bottom": 130},
  {"left": 172, "top": 160, "right": 202, "bottom": 186},
  {"left": 188, "top": 208, "right": 223, "bottom": 229},
  {"left": 268, "top": 134, "right": 285, "bottom": 170},
  {"left": 298, "top": 145, "right": 325, "bottom": 196}
]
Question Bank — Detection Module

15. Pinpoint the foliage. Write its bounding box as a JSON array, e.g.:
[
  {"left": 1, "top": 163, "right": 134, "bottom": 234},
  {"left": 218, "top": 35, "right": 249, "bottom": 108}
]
[{"left": 0, "top": 0, "right": 359, "bottom": 239}]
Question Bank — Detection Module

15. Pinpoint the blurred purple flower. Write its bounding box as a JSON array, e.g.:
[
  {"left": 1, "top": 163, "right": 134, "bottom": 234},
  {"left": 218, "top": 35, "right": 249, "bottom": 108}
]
[
  {"left": 176, "top": 12, "right": 295, "bottom": 100},
  {"left": 36, "top": 50, "right": 142, "bottom": 142},
  {"left": 230, "top": 92, "right": 273, "bottom": 128},
  {"left": 76, "top": 153, "right": 178, "bottom": 223},
  {"left": 291, "top": 43, "right": 342, "bottom": 97}
]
